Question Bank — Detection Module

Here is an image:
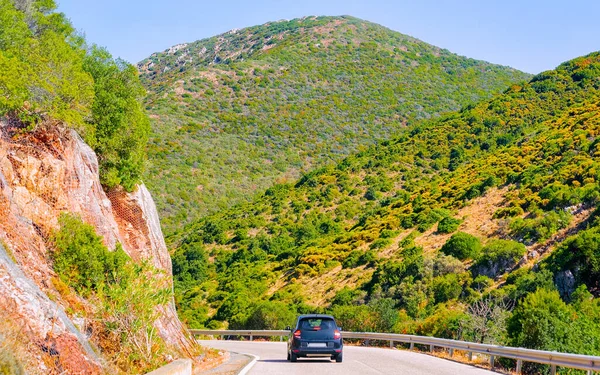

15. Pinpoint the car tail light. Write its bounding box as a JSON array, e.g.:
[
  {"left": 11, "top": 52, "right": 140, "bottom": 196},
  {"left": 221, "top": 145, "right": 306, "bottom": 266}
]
[
  {"left": 294, "top": 329, "right": 301, "bottom": 338},
  {"left": 334, "top": 329, "right": 341, "bottom": 339}
]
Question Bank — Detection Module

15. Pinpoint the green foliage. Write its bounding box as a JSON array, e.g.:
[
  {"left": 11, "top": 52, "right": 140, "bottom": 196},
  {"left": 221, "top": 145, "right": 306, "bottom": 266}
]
[
  {"left": 472, "top": 239, "right": 526, "bottom": 278},
  {"left": 52, "top": 213, "right": 128, "bottom": 296},
  {"left": 51, "top": 213, "right": 172, "bottom": 373},
  {"left": 171, "top": 51, "right": 600, "bottom": 357},
  {"left": 440, "top": 232, "right": 482, "bottom": 260},
  {"left": 508, "top": 288, "right": 600, "bottom": 372},
  {"left": 547, "top": 227, "right": 600, "bottom": 294},
  {"left": 245, "top": 301, "right": 297, "bottom": 330},
  {"left": 437, "top": 216, "right": 462, "bottom": 233},
  {"left": 510, "top": 210, "right": 571, "bottom": 245},
  {"left": 100, "top": 261, "right": 171, "bottom": 373},
  {"left": 140, "top": 16, "right": 531, "bottom": 232},
  {"left": 83, "top": 46, "right": 150, "bottom": 191},
  {"left": 0, "top": 0, "right": 149, "bottom": 191},
  {"left": 432, "top": 273, "right": 462, "bottom": 303}
]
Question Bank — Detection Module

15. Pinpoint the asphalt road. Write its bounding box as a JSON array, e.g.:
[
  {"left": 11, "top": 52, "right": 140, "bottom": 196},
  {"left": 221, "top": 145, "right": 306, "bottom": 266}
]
[{"left": 198, "top": 340, "right": 497, "bottom": 375}]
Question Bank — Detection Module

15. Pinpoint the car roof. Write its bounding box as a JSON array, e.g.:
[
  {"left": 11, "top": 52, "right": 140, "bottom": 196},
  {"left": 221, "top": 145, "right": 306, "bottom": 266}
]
[{"left": 297, "top": 314, "right": 335, "bottom": 320}]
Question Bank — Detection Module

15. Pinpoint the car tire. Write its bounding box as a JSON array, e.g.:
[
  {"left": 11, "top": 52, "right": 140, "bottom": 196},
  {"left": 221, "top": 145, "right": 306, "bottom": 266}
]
[
  {"left": 287, "top": 351, "right": 290, "bottom": 361},
  {"left": 291, "top": 352, "right": 298, "bottom": 362},
  {"left": 335, "top": 352, "right": 343, "bottom": 363}
]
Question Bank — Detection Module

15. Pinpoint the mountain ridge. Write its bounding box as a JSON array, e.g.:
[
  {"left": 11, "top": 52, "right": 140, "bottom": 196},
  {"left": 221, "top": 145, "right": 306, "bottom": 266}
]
[{"left": 139, "top": 15, "right": 531, "bottom": 233}]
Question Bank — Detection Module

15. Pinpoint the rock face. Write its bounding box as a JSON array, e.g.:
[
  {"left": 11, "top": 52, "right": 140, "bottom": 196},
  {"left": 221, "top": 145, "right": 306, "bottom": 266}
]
[{"left": 0, "top": 120, "right": 196, "bottom": 372}]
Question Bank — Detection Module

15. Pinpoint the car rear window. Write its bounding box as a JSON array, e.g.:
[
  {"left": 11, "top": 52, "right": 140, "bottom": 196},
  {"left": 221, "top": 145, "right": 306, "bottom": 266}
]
[{"left": 299, "top": 318, "right": 335, "bottom": 331}]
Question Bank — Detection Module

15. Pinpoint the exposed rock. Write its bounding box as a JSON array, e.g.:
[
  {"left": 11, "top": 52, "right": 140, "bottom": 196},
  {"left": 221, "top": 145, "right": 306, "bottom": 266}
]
[
  {"left": 0, "top": 242, "right": 102, "bottom": 374},
  {"left": 555, "top": 270, "right": 576, "bottom": 299},
  {"left": 0, "top": 121, "right": 197, "bottom": 372}
]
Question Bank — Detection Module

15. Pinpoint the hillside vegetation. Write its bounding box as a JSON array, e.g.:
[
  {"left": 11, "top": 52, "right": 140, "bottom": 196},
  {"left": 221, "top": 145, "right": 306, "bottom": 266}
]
[
  {"left": 139, "top": 16, "right": 530, "bottom": 232},
  {"left": 173, "top": 51, "right": 600, "bottom": 372}
]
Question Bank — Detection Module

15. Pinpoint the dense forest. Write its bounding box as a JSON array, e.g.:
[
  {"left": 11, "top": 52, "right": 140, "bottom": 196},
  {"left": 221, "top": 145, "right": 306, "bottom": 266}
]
[
  {"left": 172, "top": 51, "right": 600, "bottom": 373},
  {"left": 139, "top": 16, "right": 530, "bottom": 233}
]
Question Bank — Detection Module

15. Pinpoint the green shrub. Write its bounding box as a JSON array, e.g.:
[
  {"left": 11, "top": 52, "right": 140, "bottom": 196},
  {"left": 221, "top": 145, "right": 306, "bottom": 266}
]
[
  {"left": 509, "top": 210, "right": 571, "bottom": 244},
  {"left": 432, "top": 274, "right": 462, "bottom": 303},
  {"left": 547, "top": 228, "right": 600, "bottom": 294},
  {"left": 437, "top": 216, "right": 462, "bottom": 233},
  {"left": 245, "top": 301, "right": 296, "bottom": 330},
  {"left": 508, "top": 288, "right": 600, "bottom": 372},
  {"left": 472, "top": 240, "right": 526, "bottom": 278},
  {"left": 440, "top": 232, "right": 482, "bottom": 260},
  {"left": 51, "top": 213, "right": 173, "bottom": 373},
  {"left": 52, "top": 213, "right": 128, "bottom": 295}
]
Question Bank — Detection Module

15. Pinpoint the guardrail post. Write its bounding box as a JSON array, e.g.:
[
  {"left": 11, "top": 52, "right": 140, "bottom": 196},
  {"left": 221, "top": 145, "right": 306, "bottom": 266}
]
[
  {"left": 516, "top": 359, "right": 522, "bottom": 374},
  {"left": 468, "top": 352, "right": 473, "bottom": 361},
  {"left": 550, "top": 365, "right": 556, "bottom": 375},
  {"left": 490, "top": 355, "right": 495, "bottom": 369},
  {"left": 449, "top": 348, "right": 454, "bottom": 358},
  {"left": 220, "top": 334, "right": 224, "bottom": 340},
  {"left": 250, "top": 334, "right": 253, "bottom": 341},
  {"left": 279, "top": 336, "right": 283, "bottom": 342},
  {"left": 430, "top": 345, "right": 434, "bottom": 353},
  {"left": 390, "top": 340, "right": 394, "bottom": 348},
  {"left": 409, "top": 342, "right": 414, "bottom": 350}
]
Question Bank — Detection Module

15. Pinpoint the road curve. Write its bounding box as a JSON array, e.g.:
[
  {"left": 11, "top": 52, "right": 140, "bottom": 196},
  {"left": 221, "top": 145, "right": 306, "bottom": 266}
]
[{"left": 198, "top": 340, "right": 496, "bottom": 375}]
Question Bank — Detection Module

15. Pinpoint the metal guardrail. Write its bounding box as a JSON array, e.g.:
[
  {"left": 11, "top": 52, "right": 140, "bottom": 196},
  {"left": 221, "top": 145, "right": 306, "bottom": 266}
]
[{"left": 191, "top": 329, "right": 600, "bottom": 374}]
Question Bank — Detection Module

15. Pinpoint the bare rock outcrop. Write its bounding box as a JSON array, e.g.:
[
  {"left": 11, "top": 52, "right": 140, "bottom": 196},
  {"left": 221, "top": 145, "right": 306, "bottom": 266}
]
[{"left": 0, "top": 120, "right": 197, "bottom": 372}]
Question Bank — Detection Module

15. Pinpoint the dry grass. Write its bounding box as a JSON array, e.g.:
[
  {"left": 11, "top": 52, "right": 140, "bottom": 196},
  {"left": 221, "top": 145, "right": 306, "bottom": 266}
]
[
  {"left": 296, "top": 265, "right": 373, "bottom": 306},
  {"left": 414, "top": 186, "right": 511, "bottom": 253},
  {"left": 0, "top": 318, "right": 33, "bottom": 375}
]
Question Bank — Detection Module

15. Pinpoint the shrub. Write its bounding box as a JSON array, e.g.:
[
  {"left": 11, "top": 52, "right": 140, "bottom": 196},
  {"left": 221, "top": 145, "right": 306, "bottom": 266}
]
[
  {"left": 437, "top": 216, "right": 462, "bottom": 234},
  {"left": 245, "top": 301, "right": 296, "bottom": 330},
  {"left": 509, "top": 210, "right": 571, "bottom": 244},
  {"left": 51, "top": 213, "right": 128, "bottom": 296},
  {"left": 472, "top": 240, "right": 526, "bottom": 278},
  {"left": 83, "top": 46, "right": 150, "bottom": 191},
  {"left": 507, "top": 288, "right": 600, "bottom": 372},
  {"left": 547, "top": 228, "right": 600, "bottom": 294},
  {"left": 432, "top": 274, "right": 462, "bottom": 303},
  {"left": 51, "top": 213, "right": 173, "bottom": 373},
  {"left": 329, "top": 304, "right": 378, "bottom": 332},
  {"left": 440, "top": 232, "right": 482, "bottom": 260}
]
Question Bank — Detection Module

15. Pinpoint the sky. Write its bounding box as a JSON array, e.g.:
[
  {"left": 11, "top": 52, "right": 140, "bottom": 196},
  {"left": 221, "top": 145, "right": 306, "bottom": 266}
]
[{"left": 56, "top": 0, "right": 600, "bottom": 74}]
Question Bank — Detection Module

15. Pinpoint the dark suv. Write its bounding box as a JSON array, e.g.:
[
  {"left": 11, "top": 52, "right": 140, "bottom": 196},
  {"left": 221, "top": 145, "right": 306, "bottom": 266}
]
[{"left": 286, "top": 314, "right": 343, "bottom": 362}]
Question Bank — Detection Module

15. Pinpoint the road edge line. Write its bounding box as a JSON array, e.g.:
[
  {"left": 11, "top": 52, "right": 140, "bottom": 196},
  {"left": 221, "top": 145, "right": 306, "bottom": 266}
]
[{"left": 237, "top": 353, "right": 259, "bottom": 375}]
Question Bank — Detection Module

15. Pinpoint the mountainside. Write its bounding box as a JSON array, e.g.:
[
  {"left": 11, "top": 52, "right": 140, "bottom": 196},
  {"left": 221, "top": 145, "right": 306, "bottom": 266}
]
[
  {"left": 172, "top": 52, "right": 600, "bottom": 366},
  {"left": 138, "top": 15, "right": 531, "bottom": 232}
]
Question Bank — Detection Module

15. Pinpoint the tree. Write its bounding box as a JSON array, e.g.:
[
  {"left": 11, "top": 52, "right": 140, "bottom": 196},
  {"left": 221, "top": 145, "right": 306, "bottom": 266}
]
[
  {"left": 83, "top": 46, "right": 150, "bottom": 191},
  {"left": 461, "top": 297, "right": 513, "bottom": 344}
]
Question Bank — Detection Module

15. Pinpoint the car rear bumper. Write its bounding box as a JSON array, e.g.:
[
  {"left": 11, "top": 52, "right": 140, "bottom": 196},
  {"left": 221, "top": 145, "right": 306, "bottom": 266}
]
[{"left": 292, "top": 347, "right": 342, "bottom": 356}]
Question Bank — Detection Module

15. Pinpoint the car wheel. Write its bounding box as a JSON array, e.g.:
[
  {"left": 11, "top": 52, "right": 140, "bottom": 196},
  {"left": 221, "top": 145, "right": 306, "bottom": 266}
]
[
  {"left": 335, "top": 352, "right": 343, "bottom": 363},
  {"left": 287, "top": 351, "right": 290, "bottom": 361},
  {"left": 291, "top": 352, "right": 298, "bottom": 362}
]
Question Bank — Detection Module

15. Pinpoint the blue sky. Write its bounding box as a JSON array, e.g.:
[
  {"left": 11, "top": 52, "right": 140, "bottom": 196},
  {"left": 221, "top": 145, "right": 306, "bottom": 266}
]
[{"left": 57, "top": 0, "right": 599, "bottom": 74}]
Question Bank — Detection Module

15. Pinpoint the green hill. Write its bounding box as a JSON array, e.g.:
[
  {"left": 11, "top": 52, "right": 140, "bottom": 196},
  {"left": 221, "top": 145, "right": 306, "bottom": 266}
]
[
  {"left": 172, "top": 51, "right": 600, "bottom": 365},
  {"left": 139, "top": 16, "right": 530, "bottom": 233}
]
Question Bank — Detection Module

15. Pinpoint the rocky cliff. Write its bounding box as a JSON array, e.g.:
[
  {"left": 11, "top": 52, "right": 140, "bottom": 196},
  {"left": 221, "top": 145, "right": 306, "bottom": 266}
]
[{"left": 0, "top": 119, "right": 197, "bottom": 373}]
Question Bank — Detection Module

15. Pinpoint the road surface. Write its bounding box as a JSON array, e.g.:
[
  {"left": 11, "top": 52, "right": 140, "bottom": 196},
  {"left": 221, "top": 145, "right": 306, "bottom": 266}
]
[{"left": 198, "top": 340, "right": 496, "bottom": 375}]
